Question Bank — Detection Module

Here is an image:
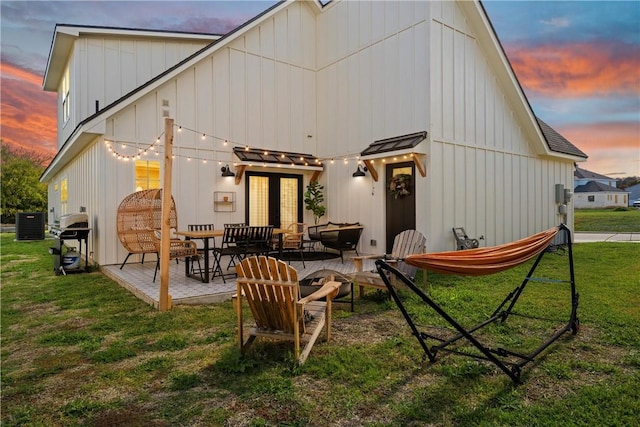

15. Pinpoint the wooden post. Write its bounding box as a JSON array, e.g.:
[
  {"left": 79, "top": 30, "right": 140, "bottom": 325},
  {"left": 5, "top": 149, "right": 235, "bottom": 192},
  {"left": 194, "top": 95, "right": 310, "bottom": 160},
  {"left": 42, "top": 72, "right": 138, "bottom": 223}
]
[{"left": 159, "top": 117, "right": 174, "bottom": 311}]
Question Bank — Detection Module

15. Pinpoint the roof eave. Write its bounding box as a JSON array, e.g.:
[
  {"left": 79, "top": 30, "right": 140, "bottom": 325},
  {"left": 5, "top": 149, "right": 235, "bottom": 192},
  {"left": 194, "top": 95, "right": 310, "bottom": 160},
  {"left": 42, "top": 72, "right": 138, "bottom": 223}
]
[
  {"left": 43, "top": 27, "right": 77, "bottom": 91},
  {"left": 42, "top": 24, "right": 221, "bottom": 91},
  {"left": 41, "top": 2, "right": 290, "bottom": 181},
  {"left": 40, "top": 123, "right": 103, "bottom": 182}
]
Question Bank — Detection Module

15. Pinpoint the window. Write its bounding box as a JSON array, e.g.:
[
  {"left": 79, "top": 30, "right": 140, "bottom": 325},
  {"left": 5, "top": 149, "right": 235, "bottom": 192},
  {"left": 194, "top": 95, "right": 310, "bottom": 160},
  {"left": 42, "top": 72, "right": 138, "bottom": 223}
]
[
  {"left": 61, "top": 66, "right": 71, "bottom": 124},
  {"left": 135, "top": 160, "right": 161, "bottom": 191},
  {"left": 60, "top": 178, "right": 68, "bottom": 215},
  {"left": 588, "top": 196, "right": 595, "bottom": 202}
]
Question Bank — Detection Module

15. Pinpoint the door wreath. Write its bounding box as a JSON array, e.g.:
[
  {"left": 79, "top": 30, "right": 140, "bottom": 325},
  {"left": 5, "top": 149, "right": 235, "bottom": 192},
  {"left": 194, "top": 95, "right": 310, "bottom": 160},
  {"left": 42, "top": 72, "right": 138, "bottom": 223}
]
[{"left": 388, "top": 174, "right": 411, "bottom": 199}]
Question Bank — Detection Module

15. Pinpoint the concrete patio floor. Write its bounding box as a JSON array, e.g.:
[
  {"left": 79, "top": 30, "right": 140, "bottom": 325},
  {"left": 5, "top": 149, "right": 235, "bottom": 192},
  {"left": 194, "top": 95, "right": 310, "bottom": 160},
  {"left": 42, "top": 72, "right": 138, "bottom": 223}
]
[{"left": 102, "top": 252, "right": 375, "bottom": 308}]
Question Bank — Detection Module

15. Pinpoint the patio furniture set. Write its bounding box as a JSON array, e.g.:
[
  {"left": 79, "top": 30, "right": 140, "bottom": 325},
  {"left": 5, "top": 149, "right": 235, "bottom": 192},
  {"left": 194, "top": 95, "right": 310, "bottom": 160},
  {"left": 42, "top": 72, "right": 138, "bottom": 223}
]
[
  {"left": 116, "top": 189, "right": 366, "bottom": 284},
  {"left": 116, "top": 190, "right": 578, "bottom": 382}
]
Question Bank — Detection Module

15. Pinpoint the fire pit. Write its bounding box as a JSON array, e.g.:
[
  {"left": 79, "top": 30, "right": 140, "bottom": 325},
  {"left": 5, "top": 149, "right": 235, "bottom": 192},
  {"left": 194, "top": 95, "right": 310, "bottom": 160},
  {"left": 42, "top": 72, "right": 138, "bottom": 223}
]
[{"left": 299, "top": 269, "right": 353, "bottom": 311}]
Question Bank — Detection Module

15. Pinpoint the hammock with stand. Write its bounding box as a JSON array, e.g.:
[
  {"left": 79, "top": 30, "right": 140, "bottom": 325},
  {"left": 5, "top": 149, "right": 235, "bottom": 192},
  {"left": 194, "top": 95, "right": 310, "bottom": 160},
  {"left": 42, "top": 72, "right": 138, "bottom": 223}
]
[{"left": 376, "top": 223, "right": 579, "bottom": 383}]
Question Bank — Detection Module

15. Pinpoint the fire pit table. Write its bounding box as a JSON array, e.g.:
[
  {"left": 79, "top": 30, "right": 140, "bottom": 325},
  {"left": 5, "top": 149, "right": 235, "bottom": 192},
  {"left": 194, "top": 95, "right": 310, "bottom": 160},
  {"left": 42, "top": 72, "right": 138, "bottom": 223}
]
[{"left": 299, "top": 269, "right": 353, "bottom": 312}]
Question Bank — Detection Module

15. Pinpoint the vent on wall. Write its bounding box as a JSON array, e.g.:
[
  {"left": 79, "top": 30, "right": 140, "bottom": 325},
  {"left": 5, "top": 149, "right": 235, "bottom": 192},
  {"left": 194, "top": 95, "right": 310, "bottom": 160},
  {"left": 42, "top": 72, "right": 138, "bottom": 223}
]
[{"left": 16, "top": 212, "right": 45, "bottom": 241}]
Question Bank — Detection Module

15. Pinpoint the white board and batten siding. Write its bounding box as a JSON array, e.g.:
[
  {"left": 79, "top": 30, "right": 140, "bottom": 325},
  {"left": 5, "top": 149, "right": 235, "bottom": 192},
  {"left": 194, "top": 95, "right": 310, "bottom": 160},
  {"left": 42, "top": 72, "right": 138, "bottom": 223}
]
[
  {"left": 427, "top": 1, "right": 574, "bottom": 251},
  {"left": 58, "top": 35, "right": 213, "bottom": 151},
  {"left": 47, "top": 0, "right": 580, "bottom": 266},
  {"left": 46, "top": 137, "right": 119, "bottom": 265},
  {"left": 99, "top": 1, "right": 319, "bottom": 265},
  {"left": 315, "top": 1, "right": 431, "bottom": 253}
]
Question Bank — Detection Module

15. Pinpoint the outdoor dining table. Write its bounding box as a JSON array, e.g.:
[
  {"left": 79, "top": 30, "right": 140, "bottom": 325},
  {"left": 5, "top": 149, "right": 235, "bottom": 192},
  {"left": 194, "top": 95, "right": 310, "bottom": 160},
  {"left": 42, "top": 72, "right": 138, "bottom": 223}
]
[{"left": 175, "top": 228, "right": 289, "bottom": 283}]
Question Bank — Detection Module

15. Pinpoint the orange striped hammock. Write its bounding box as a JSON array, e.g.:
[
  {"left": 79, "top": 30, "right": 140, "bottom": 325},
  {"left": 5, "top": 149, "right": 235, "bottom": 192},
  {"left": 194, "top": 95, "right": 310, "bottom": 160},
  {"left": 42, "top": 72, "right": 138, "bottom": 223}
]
[{"left": 404, "top": 227, "right": 559, "bottom": 276}]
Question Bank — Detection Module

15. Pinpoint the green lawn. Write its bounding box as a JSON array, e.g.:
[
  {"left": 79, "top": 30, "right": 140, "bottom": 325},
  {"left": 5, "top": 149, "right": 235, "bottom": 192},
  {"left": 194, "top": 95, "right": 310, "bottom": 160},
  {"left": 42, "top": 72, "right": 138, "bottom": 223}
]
[
  {"left": 1, "top": 234, "right": 639, "bottom": 426},
  {"left": 575, "top": 208, "right": 640, "bottom": 232}
]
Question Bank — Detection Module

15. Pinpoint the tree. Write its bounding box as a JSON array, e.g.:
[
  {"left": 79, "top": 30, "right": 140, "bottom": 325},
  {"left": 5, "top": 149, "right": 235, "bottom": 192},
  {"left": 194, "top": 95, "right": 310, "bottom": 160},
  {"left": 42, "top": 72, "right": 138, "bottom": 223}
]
[
  {"left": 618, "top": 176, "right": 640, "bottom": 190},
  {"left": 1, "top": 143, "right": 49, "bottom": 223},
  {"left": 304, "top": 180, "right": 326, "bottom": 225}
]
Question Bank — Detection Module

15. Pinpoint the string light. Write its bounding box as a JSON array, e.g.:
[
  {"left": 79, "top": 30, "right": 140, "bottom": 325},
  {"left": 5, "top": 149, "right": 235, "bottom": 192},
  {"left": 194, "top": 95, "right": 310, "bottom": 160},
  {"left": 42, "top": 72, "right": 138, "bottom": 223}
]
[{"left": 104, "top": 122, "right": 369, "bottom": 166}]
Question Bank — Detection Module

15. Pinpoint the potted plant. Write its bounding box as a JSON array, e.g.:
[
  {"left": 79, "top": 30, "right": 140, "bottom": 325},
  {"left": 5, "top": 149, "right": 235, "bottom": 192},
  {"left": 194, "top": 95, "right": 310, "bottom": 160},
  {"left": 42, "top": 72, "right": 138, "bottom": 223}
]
[{"left": 304, "top": 181, "right": 326, "bottom": 225}]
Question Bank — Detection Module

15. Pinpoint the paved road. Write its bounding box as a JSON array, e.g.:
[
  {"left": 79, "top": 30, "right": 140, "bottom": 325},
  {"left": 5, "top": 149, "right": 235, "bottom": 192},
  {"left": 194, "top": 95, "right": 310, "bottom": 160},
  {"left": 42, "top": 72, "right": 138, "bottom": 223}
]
[{"left": 573, "top": 232, "right": 640, "bottom": 243}]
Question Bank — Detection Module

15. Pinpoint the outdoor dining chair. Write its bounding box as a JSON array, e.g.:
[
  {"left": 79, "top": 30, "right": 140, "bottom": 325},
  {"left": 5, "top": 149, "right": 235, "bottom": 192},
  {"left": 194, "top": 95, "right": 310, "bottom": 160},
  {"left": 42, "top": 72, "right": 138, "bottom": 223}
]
[
  {"left": 280, "top": 222, "right": 307, "bottom": 268},
  {"left": 187, "top": 224, "right": 215, "bottom": 276}
]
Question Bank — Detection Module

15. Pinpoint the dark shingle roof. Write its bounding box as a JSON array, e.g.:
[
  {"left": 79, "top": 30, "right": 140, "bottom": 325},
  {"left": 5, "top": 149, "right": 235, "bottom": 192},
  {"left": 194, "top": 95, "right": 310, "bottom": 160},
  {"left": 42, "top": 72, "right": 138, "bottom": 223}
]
[
  {"left": 537, "top": 118, "right": 587, "bottom": 158},
  {"left": 574, "top": 166, "right": 613, "bottom": 180},
  {"left": 574, "top": 181, "right": 625, "bottom": 193}
]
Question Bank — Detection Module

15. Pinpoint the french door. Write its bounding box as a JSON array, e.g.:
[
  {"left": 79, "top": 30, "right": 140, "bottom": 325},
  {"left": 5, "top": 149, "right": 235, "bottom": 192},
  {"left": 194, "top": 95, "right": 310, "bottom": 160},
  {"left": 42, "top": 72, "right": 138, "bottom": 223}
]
[{"left": 245, "top": 172, "right": 303, "bottom": 228}]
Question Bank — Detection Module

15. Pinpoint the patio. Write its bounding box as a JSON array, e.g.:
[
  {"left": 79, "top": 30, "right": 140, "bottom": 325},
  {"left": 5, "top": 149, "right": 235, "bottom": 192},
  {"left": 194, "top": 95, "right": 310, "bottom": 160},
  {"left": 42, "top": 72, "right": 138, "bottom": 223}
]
[{"left": 102, "top": 252, "right": 375, "bottom": 308}]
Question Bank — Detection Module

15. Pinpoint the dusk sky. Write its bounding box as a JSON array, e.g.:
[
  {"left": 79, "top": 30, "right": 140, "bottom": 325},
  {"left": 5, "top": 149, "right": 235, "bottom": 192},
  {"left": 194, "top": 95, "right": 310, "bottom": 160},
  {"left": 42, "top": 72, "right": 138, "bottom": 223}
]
[{"left": 1, "top": 0, "right": 638, "bottom": 177}]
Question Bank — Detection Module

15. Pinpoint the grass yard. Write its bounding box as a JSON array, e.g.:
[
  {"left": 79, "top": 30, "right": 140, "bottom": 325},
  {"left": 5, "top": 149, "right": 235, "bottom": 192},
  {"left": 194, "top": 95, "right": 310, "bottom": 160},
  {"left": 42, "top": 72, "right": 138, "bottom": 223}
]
[
  {"left": 1, "top": 233, "right": 639, "bottom": 426},
  {"left": 574, "top": 208, "right": 640, "bottom": 232}
]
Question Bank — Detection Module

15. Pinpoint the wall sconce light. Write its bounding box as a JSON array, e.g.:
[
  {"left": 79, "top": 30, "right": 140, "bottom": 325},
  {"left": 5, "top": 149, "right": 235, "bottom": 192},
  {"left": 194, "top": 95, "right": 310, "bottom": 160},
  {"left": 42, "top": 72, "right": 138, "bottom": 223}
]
[
  {"left": 221, "top": 164, "right": 235, "bottom": 177},
  {"left": 352, "top": 165, "right": 368, "bottom": 177}
]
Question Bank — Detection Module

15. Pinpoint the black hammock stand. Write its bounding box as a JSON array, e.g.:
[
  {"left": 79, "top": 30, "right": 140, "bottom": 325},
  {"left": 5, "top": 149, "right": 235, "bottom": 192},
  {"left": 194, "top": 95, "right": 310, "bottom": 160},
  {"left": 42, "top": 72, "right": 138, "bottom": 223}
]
[{"left": 375, "top": 224, "right": 579, "bottom": 383}]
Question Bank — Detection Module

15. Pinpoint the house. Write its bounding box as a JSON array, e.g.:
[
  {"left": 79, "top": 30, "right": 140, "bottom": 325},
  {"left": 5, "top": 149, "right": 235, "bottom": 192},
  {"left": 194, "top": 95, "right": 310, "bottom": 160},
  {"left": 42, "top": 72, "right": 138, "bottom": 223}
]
[
  {"left": 41, "top": 0, "right": 587, "bottom": 268},
  {"left": 573, "top": 167, "right": 629, "bottom": 208},
  {"left": 625, "top": 182, "right": 640, "bottom": 207},
  {"left": 574, "top": 166, "right": 620, "bottom": 188}
]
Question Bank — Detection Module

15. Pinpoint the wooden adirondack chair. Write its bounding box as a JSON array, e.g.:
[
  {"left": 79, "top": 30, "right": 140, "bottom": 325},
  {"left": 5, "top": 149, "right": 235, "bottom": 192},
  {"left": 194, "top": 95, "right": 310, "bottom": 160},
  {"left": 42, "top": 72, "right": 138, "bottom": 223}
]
[
  {"left": 352, "top": 229, "right": 427, "bottom": 297},
  {"left": 235, "top": 256, "right": 341, "bottom": 365}
]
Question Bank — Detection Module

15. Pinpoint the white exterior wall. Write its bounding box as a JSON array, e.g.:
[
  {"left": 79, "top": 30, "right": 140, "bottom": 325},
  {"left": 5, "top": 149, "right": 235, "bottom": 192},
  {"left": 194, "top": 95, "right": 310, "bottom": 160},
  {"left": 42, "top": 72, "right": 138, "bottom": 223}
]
[
  {"left": 46, "top": 0, "right": 582, "bottom": 265},
  {"left": 47, "top": 137, "right": 110, "bottom": 263},
  {"left": 574, "top": 193, "right": 628, "bottom": 209},
  {"left": 57, "top": 36, "right": 211, "bottom": 149},
  {"left": 95, "top": 1, "right": 319, "bottom": 265},
  {"left": 426, "top": 1, "right": 574, "bottom": 250},
  {"left": 315, "top": 0, "right": 431, "bottom": 254}
]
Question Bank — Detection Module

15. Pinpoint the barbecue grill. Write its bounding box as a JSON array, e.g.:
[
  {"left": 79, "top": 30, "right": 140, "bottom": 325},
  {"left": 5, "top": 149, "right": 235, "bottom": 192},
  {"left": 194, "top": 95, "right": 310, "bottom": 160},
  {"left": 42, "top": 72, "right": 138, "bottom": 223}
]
[{"left": 49, "top": 213, "right": 91, "bottom": 275}]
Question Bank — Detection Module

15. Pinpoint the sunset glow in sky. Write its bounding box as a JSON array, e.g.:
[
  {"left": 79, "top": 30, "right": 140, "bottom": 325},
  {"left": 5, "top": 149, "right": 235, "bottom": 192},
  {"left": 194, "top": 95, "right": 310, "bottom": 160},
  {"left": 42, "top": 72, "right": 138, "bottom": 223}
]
[{"left": 1, "top": 0, "right": 638, "bottom": 176}]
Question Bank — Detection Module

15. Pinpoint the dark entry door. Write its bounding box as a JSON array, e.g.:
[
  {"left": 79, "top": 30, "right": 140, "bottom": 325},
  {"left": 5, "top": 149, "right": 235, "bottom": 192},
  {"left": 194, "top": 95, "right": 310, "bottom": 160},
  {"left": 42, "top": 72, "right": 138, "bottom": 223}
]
[
  {"left": 385, "top": 162, "right": 416, "bottom": 253},
  {"left": 246, "top": 172, "right": 303, "bottom": 228}
]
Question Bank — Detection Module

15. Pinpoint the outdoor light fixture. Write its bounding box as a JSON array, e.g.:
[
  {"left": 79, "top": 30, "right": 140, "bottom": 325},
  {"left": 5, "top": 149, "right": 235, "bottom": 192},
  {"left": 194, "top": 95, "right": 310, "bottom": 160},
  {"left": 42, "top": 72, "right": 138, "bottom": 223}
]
[
  {"left": 352, "top": 165, "right": 368, "bottom": 177},
  {"left": 221, "top": 164, "right": 235, "bottom": 177}
]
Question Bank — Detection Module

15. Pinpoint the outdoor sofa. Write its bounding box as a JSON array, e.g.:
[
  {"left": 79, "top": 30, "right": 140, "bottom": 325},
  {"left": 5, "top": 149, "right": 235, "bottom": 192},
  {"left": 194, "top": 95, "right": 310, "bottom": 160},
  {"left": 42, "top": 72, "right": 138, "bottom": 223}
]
[{"left": 308, "top": 222, "right": 363, "bottom": 262}]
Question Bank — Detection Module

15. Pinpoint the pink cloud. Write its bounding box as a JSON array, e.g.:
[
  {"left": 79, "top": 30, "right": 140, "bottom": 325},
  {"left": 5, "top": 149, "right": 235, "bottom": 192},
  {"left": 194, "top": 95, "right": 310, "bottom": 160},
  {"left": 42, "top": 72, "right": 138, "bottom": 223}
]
[
  {"left": 505, "top": 42, "right": 640, "bottom": 98},
  {"left": 559, "top": 121, "right": 640, "bottom": 152},
  {"left": 1, "top": 62, "right": 57, "bottom": 159},
  {"left": 560, "top": 121, "right": 640, "bottom": 176}
]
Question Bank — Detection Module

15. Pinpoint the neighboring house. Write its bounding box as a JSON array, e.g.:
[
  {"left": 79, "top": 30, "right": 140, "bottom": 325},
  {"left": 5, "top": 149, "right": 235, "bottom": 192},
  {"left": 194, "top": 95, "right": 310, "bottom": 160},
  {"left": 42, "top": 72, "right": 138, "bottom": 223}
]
[
  {"left": 626, "top": 182, "right": 640, "bottom": 206},
  {"left": 574, "top": 182, "right": 629, "bottom": 209},
  {"left": 574, "top": 166, "right": 619, "bottom": 188},
  {"left": 573, "top": 167, "right": 629, "bottom": 208},
  {"left": 41, "top": 0, "right": 587, "bottom": 268}
]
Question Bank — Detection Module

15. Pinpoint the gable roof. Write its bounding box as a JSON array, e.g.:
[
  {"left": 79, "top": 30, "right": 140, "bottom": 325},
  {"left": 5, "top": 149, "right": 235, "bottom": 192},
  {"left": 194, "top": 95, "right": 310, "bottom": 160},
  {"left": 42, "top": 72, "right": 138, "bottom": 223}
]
[
  {"left": 43, "top": 24, "right": 221, "bottom": 91},
  {"left": 537, "top": 118, "right": 587, "bottom": 158},
  {"left": 42, "top": 0, "right": 586, "bottom": 182},
  {"left": 574, "top": 181, "right": 626, "bottom": 193},
  {"left": 574, "top": 166, "right": 613, "bottom": 180},
  {"left": 41, "top": 1, "right": 288, "bottom": 181}
]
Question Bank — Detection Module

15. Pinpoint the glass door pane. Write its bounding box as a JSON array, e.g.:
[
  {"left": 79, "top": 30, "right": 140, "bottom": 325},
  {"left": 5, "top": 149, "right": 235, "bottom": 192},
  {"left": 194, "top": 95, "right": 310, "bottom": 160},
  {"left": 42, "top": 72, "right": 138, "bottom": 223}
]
[
  {"left": 279, "top": 177, "right": 298, "bottom": 229},
  {"left": 248, "top": 175, "right": 269, "bottom": 226}
]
